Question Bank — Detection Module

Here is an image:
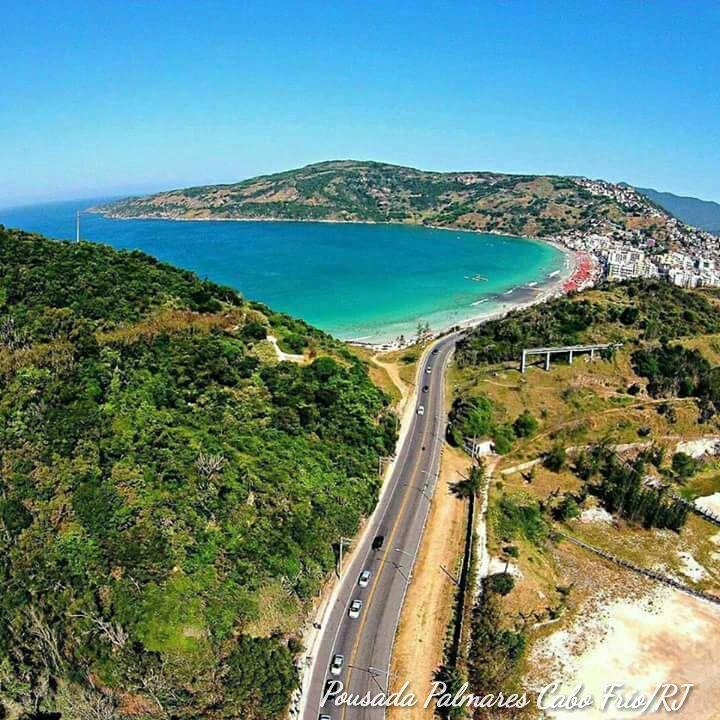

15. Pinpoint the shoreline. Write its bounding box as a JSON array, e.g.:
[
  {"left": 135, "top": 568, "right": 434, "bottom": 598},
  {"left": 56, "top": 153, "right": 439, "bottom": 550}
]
[
  {"left": 89, "top": 207, "right": 561, "bottom": 247},
  {"left": 346, "top": 247, "right": 579, "bottom": 350},
  {"left": 90, "top": 210, "right": 580, "bottom": 347}
]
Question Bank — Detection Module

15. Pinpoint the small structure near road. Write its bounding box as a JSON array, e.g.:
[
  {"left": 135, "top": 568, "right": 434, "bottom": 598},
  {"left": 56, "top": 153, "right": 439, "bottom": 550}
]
[
  {"left": 520, "top": 342, "right": 619, "bottom": 373},
  {"left": 464, "top": 437, "right": 494, "bottom": 458}
]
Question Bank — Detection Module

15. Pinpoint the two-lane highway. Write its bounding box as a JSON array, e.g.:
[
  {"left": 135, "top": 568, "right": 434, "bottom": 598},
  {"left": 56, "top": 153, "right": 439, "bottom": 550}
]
[{"left": 302, "top": 333, "right": 458, "bottom": 720}]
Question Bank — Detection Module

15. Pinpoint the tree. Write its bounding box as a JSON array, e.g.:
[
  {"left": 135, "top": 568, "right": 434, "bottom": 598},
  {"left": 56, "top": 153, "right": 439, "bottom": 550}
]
[
  {"left": 672, "top": 452, "right": 698, "bottom": 481},
  {"left": 553, "top": 493, "right": 581, "bottom": 521},
  {"left": 486, "top": 572, "right": 515, "bottom": 596},
  {"left": 513, "top": 410, "right": 539, "bottom": 438},
  {"left": 452, "top": 462, "right": 486, "bottom": 498},
  {"left": 544, "top": 444, "right": 567, "bottom": 472}
]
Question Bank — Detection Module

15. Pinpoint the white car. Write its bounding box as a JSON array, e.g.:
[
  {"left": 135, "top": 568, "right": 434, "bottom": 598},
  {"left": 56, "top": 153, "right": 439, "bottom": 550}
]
[
  {"left": 330, "top": 654, "right": 344, "bottom": 675},
  {"left": 348, "top": 599, "right": 363, "bottom": 619},
  {"left": 358, "top": 570, "right": 371, "bottom": 587},
  {"left": 426, "top": 366, "right": 432, "bottom": 374},
  {"left": 320, "top": 715, "right": 333, "bottom": 720},
  {"left": 417, "top": 405, "right": 425, "bottom": 416}
]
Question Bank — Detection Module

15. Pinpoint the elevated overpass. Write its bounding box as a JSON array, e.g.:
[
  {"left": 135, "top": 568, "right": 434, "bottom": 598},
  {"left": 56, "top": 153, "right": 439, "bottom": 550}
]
[{"left": 520, "top": 342, "right": 619, "bottom": 373}]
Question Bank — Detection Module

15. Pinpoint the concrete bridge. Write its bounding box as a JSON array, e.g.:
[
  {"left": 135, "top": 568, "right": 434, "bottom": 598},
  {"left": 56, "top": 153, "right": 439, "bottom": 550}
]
[{"left": 520, "top": 342, "right": 618, "bottom": 373}]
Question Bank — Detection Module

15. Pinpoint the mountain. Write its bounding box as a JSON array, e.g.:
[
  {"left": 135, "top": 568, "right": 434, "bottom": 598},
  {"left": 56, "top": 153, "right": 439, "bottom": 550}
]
[
  {"left": 0, "top": 227, "right": 396, "bottom": 718},
  {"left": 636, "top": 186, "right": 720, "bottom": 234},
  {"left": 93, "top": 160, "right": 686, "bottom": 245}
]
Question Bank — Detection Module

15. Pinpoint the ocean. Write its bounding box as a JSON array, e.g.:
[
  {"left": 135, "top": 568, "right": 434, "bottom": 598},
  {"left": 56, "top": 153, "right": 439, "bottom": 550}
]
[{"left": 0, "top": 198, "right": 567, "bottom": 343}]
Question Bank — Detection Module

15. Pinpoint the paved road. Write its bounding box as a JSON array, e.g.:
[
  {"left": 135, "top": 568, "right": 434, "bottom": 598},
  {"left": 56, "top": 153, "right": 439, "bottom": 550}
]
[{"left": 302, "top": 333, "right": 458, "bottom": 720}]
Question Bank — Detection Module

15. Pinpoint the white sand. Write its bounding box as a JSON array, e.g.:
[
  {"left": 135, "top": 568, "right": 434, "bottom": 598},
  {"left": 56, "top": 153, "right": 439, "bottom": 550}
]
[
  {"left": 677, "top": 551, "right": 708, "bottom": 582},
  {"left": 530, "top": 588, "right": 720, "bottom": 719},
  {"left": 486, "top": 557, "right": 522, "bottom": 578},
  {"left": 580, "top": 507, "right": 614, "bottom": 524},
  {"left": 695, "top": 492, "right": 720, "bottom": 516}
]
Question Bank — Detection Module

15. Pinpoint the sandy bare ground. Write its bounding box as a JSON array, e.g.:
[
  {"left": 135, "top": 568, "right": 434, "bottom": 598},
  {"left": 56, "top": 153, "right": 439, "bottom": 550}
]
[
  {"left": 529, "top": 587, "right": 720, "bottom": 719},
  {"left": 387, "top": 445, "right": 470, "bottom": 720},
  {"left": 695, "top": 492, "right": 720, "bottom": 516},
  {"left": 373, "top": 354, "right": 411, "bottom": 412}
]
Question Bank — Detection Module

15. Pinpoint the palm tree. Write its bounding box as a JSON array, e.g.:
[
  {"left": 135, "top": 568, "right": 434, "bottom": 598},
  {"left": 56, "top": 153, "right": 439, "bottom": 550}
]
[{"left": 452, "top": 460, "right": 486, "bottom": 499}]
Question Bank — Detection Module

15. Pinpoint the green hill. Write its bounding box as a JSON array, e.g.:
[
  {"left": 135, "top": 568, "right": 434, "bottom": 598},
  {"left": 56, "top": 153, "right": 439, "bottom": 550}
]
[
  {"left": 94, "top": 160, "right": 685, "bottom": 245},
  {"left": 636, "top": 186, "right": 720, "bottom": 234},
  {"left": 0, "top": 226, "right": 396, "bottom": 718}
]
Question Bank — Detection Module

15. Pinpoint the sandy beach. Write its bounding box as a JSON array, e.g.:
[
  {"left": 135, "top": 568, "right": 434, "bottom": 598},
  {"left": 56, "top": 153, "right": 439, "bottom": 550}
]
[
  {"left": 529, "top": 587, "right": 720, "bottom": 719},
  {"left": 88, "top": 209, "right": 582, "bottom": 351},
  {"left": 349, "top": 242, "right": 581, "bottom": 351}
]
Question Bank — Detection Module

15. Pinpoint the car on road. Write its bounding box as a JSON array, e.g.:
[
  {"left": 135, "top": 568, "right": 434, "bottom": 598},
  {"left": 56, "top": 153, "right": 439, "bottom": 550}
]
[
  {"left": 432, "top": 348, "right": 439, "bottom": 355},
  {"left": 372, "top": 535, "right": 384, "bottom": 550},
  {"left": 358, "top": 570, "right": 371, "bottom": 587},
  {"left": 348, "top": 599, "right": 363, "bottom": 619},
  {"left": 426, "top": 366, "right": 432, "bottom": 374},
  {"left": 330, "top": 654, "right": 344, "bottom": 675},
  {"left": 422, "top": 385, "right": 429, "bottom": 393},
  {"left": 320, "top": 715, "right": 333, "bottom": 720},
  {"left": 417, "top": 405, "right": 425, "bottom": 415}
]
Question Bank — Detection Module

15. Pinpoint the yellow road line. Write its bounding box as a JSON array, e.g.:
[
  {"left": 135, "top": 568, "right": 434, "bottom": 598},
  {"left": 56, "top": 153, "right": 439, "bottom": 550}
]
[{"left": 339, "top": 388, "right": 435, "bottom": 719}]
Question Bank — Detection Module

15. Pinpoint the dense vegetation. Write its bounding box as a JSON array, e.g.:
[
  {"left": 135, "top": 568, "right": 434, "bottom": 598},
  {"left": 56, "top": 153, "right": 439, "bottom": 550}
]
[
  {"left": 446, "top": 395, "right": 537, "bottom": 455},
  {"left": 466, "top": 577, "right": 526, "bottom": 699},
  {"left": 632, "top": 343, "right": 720, "bottom": 421},
  {"left": 573, "top": 445, "right": 689, "bottom": 530},
  {"left": 94, "top": 160, "right": 681, "bottom": 243},
  {"left": 0, "top": 228, "right": 396, "bottom": 718},
  {"left": 456, "top": 279, "right": 720, "bottom": 367}
]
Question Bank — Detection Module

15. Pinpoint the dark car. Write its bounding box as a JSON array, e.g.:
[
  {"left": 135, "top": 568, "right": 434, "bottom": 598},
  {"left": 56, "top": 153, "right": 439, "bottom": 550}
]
[
  {"left": 422, "top": 385, "right": 429, "bottom": 393},
  {"left": 432, "top": 348, "right": 439, "bottom": 355},
  {"left": 372, "top": 535, "right": 385, "bottom": 550}
]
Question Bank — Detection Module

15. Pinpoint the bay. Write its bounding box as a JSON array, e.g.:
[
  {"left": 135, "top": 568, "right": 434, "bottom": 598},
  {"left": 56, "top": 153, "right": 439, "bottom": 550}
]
[{"left": 0, "top": 198, "right": 567, "bottom": 343}]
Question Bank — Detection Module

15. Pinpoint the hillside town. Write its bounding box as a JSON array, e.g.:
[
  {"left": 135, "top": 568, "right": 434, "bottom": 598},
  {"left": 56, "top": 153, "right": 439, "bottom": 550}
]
[{"left": 555, "top": 178, "right": 720, "bottom": 289}]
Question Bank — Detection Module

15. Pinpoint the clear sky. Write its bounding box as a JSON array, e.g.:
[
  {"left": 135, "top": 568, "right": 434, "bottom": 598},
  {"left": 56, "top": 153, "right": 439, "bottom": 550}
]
[{"left": 2, "top": 0, "right": 719, "bottom": 207}]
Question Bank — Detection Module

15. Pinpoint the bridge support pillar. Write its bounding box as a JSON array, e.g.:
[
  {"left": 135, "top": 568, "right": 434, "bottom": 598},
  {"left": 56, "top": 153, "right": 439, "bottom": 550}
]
[
  {"left": 569, "top": 349, "right": 574, "bottom": 364},
  {"left": 545, "top": 352, "right": 551, "bottom": 371},
  {"left": 520, "top": 350, "right": 527, "bottom": 374}
]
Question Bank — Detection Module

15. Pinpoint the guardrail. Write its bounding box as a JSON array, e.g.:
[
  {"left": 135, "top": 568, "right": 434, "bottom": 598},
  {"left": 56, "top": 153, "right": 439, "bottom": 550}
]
[{"left": 557, "top": 532, "right": 720, "bottom": 606}]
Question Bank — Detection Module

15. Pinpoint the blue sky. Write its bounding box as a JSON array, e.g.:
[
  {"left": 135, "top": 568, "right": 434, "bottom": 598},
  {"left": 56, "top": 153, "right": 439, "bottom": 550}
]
[{"left": 2, "top": 0, "right": 719, "bottom": 206}]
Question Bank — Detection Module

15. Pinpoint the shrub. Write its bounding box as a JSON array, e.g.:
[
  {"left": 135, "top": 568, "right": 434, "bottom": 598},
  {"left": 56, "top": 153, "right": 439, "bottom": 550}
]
[
  {"left": 672, "top": 452, "right": 698, "bottom": 481},
  {"left": 513, "top": 410, "right": 539, "bottom": 438},
  {"left": 487, "top": 572, "right": 515, "bottom": 596},
  {"left": 544, "top": 444, "right": 567, "bottom": 472},
  {"left": 553, "top": 493, "right": 581, "bottom": 521}
]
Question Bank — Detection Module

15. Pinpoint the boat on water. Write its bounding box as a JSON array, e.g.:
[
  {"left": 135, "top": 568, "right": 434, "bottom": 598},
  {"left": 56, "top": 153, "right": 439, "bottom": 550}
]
[
  {"left": 471, "top": 298, "right": 489, "bottom": 306},
  {"left": 527, "top": 281, "right": 538, "bottom": 287},
  {"left": 547, "top": 270, "right": 560, "bottom": 278}
]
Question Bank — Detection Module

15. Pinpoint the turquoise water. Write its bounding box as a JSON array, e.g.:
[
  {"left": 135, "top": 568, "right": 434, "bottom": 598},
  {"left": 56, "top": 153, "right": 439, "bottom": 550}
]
[{"left": 0, "top": 199, "right": 566, "bottom": 343}]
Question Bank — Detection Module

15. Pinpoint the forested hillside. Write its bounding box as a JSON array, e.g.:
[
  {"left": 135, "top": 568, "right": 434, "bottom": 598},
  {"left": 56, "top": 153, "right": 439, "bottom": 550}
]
[
  {"left": 0, "top": 227, "right": 396, "bottom": 719},
  {"left": 637, "top": 186, "right": 720, "bottom": 234},
  {"left": 94, "top": 160, "right": 685, "bottom": 245},
  {"left": 456, "top": 279, "right": 720, "bottom": 366}
]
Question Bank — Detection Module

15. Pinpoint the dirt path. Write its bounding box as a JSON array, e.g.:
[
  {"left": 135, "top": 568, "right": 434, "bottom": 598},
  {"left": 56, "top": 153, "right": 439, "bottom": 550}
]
[
  {"left": 387, "top": 445, "right": 470, "bottom": 719},
  {"left": 266, "top": 334, "right": 304, "bottom": 363},
  {"left": 373, "top": 355, "right": 411, "bottom": 412}
]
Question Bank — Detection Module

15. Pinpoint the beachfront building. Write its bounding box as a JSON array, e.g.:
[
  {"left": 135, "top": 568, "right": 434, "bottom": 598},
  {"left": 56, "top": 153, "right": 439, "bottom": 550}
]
[{"left": 605, "top": 247, "right": 649, "bottom": 281}]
